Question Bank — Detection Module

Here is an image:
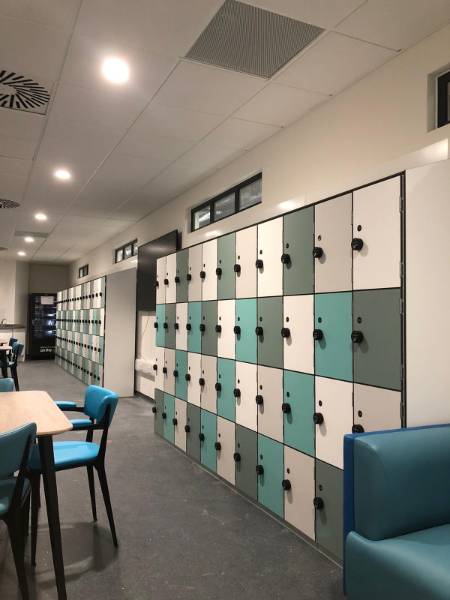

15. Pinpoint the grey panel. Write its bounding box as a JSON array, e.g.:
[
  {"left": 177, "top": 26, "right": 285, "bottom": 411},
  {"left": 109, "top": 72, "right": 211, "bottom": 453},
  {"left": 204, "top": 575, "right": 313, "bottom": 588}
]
[
  {"left": 217, "top": 233, "right": 236, "bottom": 300},
  {"left": 315, "top": 460, "right": 343, "bottom": 561},
  {"left": 257, "top": 297, "right": 283, "bottom": 368},
  {"left": 186, "top": 404, "right": 201, "bottom": 461},
  {"left": 201, "top": 300, "right": 218, "bottom": 357},
  {"left": 176, "top": 249, "right": 189, "bottom": 303},
  {"left": 235, "top": 425, "right": 257, "bottom": 500},
  {"left": 154, "top": 388, "right": 164, "bottom": 437},
  {"left": 283, "top": 207, "right": 314, "bottom": 295},
  {"left": 165, "top": 303, "right": 176, "bottom": 349}
]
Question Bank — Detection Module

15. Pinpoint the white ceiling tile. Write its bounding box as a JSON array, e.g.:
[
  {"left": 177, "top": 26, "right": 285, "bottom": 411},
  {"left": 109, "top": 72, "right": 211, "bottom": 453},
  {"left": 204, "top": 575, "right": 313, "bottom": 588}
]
[
  {"left": 235, "top": 82, "right": 327, "bottom": 126},
  {"left": 0, "top": 156, "right": 31, "bottom": 177},
  {"left": 205, "top": 118, "right": 281, "bottom": 150},
  {"left": 0, "top": 0, "right": 82, "bottom": 32},
  {"left": 337, "top": 0, "right": 450, "bottom": 51},
  {"left": 112, "top": 198, "right": 159, "bottom": 220},
  {"left": 117, "top": 135, "right": 193, "bottom": 163},
  {"left": 0, "top": 135, "right": 37, "bottom": 159},
  {"left": 0, "top": 107, "right": 45, "bottom": 140},
  {"left": 153, "top": 61, "right": 266, "bottom": 116},
  {"left": 241, "top": 0, "right": 366, "bottom": 29},
  {"left": 276, "top": 32, "right": 396, "bottom": 95}
]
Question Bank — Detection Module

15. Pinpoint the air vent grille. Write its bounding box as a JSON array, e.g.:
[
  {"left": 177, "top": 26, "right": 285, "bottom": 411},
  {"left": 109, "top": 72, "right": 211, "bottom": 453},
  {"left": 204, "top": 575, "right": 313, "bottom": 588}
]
[
  {"left": 0, "top": 198, "right": 20, "bottom": 209},
  {"left": 0, "top": 70, "right": 50, "bottom": 114},
  {"left": 185, "top": 0, "right": 323, "bottom": 78}
]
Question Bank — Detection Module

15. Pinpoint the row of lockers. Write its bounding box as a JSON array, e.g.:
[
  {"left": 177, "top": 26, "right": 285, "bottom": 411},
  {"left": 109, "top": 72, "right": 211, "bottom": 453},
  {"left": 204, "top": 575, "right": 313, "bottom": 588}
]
[
  {"left": 156, "top": 288, "right": 402, "bottom": 390},
  {"left": 55, "top": 309, "right": 105, "bottom": 336},
  {"left": 153, "top": 355, "right": 401, "bottom": 469},
  {"left": 154, "top": 393, "right": 344, "bottom": 560},
  {"left": 56, "top": 277, "right": 105, "bottom": 310},
  {"left": 157, "top": 177, "right": 401, "bottom": 303},
  {"left": 55, "top": 350, "right": 103, "bottom": 386},
  {"left": 55, "top": 330, "right": 104, "bottom": 365}
]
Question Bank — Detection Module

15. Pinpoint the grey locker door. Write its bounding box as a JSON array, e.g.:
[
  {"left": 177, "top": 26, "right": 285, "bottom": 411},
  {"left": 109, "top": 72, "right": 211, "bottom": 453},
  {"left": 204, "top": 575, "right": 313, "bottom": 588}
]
[
  {"left": 201, "top": 300, "right": 218, "bottom": 357},
  {"left": 283, "top": 206, "right": 314, "bottom": 296},
  {"left": 154, "top": 389, "right": 164, "bottom": 437},
  {"left": 217, "top": 233, "right": 236, "bottom": 300},
  {"left": 165, "top": 303, "right": 176, "bottom": 350},
  {"left": 186, "top": 404, "right": 201, "bottom": 461},
  {"left": 235, "top": 425, "right": 257, "bottom": 500},
  {"left": 176, "top": 249, "right": 189, "bottom": 303},
  {"left": 353, "top": 384, "right": 401, "bottom": 433},
  {"left": 257, "top": 297, "right": 283, "bottom": 369},
  {"left": 314, "top": 193, "right": 352, "bottom": 293},
  {"left": 315, "top": 460, "right": 343, "bottom": 561},
  {"left": 353, "top": 288, "right": 402, "bottom": 390}
]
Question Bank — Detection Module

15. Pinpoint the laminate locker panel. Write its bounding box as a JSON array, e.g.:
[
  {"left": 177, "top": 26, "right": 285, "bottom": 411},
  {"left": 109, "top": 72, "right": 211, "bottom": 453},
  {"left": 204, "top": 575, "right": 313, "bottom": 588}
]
[
  {"left": 257, "top": 366, "right": 283, "bottom": 443},
  {"left": 175, "top": 350, "right": 188, "bottom": 401},
  {"left": 353, "top": 385, "right": 401, "bottom": 433},
  {"left": 283, "top": 295, "right": 314, "bottom": 374},
  {"left": 353, "top": 176, "right": 401, "bottom": 290},
  {"left": 257, "top": 217, "right": 283, "bottom": 297},
  {"left": 188, "top": 244, "right": 202, "bottom": 302},
  {"left": 283, "top": 371, "right": 315, "bottom": 457},
  {"left": 235, "top": 361, "right": 257, "bottom": 431},
  {"left": 201, "top": 300, "right": 218, "bottom": 357},
  {"left": 176, "top": 248, "right": 189, "bottom": 303},
  {"left": 283, "top": 447, "right": 315, "bottom": 539},
  {"left": 187, "top": 352, "right": 201, "bottom": 407},
  {"left": 154, "top": 388, "right": 164, "bottom": 436},
  {"left": 217, "top": 358, "right": 236, "bottom": 422},
  {"left": 315, "top": 460, "right": 343, "bottom": 561},
  {"left": 235, "top": 226, "right": 257, "bottom": 299},
  {"left": 165, "top": 252, "right": 177, "bottom": 304},
  {"left": 217, "top": 299, "right": 235, "bottom": 359},
  {"left": 257, "top": 297, "right": 283, "bottom": 369},
  {"left": 165, "top": 303, "right": 176, "bottom": 350},
  {"left": 235, "top": 298, "right": 257, "bottom": 364},
  {"left": 315, "top": 377, "right": 353, "bottom": 469},
  {"left": 217, "top": 233, "right": 236, "bottom": 300},
  {"left": 257, "top": 435, "right": 284, "bottom": 517},
  {"left": 174, "top": 398, "right": 187, "bottom": 451},
  {"left": 163, "top": 348, "right": 175, "bottom": 396},
  {"left": 235, "top": 425, "right": 257, "bottom": 500},
  {"left": 175, "top": 302, "right": 188, "bottom": 351},
  {"left": 216, "top": 417, "right": 235, "bottom": 485},
  {"left": 153, "top": 346, "right": 165, "bottom": 391},
  {"left": 200, "top": 355, "right": 217, "bottom": 414},
  {"left": 187, "top": 301, "right": 201, "bottom": 354},
  {"left": 201, "top": 239, "right": 217, "bottom": 301},
  {"left": 163, "top": 393, "right": 175, "bottom": 443},
  {"left": 314, "top": 193, "right": 352, "bottom": 293},
  {"left": 283, "top": 207, "right": 314, "bottom": 296},
  {"left": 186, "top": 404, "right": 201, "bottom": 461},
  {"left": 155, "top": 304, "right": 166, "bottom": 348},
  {"left": 156, "top": 256, "right": 166, "bottom": 304},
  {"left": 200, "top": 409, "right": 217, "bottom": 472}
]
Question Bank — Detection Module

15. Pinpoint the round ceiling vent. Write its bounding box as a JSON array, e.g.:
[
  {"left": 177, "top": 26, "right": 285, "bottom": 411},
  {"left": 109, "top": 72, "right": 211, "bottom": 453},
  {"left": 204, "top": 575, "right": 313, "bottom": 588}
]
[
  {"left": 0, "top": 198, "right": 20, "bottom": 209},
  {"left": 0, "top": 70, "right": 50, "bottom": 111}
]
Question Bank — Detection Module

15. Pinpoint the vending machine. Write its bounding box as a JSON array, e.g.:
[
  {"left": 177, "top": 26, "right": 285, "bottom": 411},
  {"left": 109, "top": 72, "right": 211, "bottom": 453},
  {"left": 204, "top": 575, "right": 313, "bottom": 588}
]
[{"left": 27, "top": 293, "right": 57, "bottom": 359}]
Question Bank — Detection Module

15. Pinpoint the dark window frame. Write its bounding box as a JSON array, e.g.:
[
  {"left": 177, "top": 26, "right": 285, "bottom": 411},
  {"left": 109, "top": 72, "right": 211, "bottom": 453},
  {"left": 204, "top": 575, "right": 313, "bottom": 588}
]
[
  {"left": 437, "top": 70, "right": 450, "bottom": 128},
  {"left": 78, "top": 264, "right": 89, "bottom": 278},
  {"left": 114, "top": 238, "right": 138, "bottom": 264},
  {"left": 191, "top": 173, "right": 262, "bottom": 232}
]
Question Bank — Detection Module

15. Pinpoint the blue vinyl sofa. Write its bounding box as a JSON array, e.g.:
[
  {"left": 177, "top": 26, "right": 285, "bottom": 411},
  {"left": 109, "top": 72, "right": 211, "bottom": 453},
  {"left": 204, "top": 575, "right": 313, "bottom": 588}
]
[{"left": 344, "top": 425, "right": 450, "bottom": 600}]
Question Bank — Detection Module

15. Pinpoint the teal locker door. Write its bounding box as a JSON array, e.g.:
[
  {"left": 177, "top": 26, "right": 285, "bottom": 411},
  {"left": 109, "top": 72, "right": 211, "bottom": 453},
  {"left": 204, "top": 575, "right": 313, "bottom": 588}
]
[
  {"left": 283, "top": 207, "right": 314, "bottom": 296},
  {"left": 163, "top": 393, "right": 175, "bottom": 443},
  {"left": 217, "top": 233, "right": 236, "bottom": 300},
  {"left": 175, "top": 350, "right": 188, "bottom": 400},
  {"left": 201, "top": 300, "right": 218, "bottom": 357},
  {"left": 165, "top": 303, "right": 176, "bottom": 350},
  {"left": 217, "top": 358, "right": 236, "bottom": 421},
  {"left": 315, "top": 460, "right": 343, "bottom": 561},
  {"left": 235, "top": 425, "right": 257, "bottom": 500},
  {"left": 187, "top": 302, "right": 201, "bottom": 353},
  {"left": 353, "top": 288, "right": 402, "bottom": 391},
  {"left": 283, "top": 371, "right": 315, "bottom": 456},
  {"left": 186, "top": 404, "right": 201, "bottom": 461},
  {"left": 200, "top": 410, "right": 217, "bottom": 472},
  {"left": 257, "top": 435, "right": 284, "bottom": 517},
  {"left": 314, "top": 292, "right": 352, "bottom": 381},
  {"left": 176, "top": 249, "right": 189, "bottom": 303},
  {"left": 257, "top": 297, "right": 283, "bottom": 369},
  {"left": 155, "top": 304, "right": 166, "bottom": 348},
  {"left": 235, "top": 298, "right": 257, "bottom": 364}
]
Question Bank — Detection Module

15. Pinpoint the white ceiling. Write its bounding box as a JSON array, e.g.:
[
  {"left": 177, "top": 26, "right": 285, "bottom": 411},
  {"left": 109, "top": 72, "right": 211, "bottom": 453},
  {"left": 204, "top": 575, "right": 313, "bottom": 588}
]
[{"left": 1, "top": 0, "right": 450, "bottom": 262}]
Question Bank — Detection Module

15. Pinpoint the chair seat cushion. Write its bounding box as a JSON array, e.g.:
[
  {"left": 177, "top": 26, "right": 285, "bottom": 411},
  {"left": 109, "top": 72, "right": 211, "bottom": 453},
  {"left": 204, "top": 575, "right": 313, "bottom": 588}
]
[
  {"left": 346, "top": 524, "right": 450, "bottom": 600},
  {"left": 29, "top": 441, "right": 99, "bottom": 472},
  {"left": 55, "top": 401, "right": 78, "bottom": 410},
  {"left": 70, "top": 418, "right": 93, "bottom": 430},
  {"left": 0, "top": 478, "right": 29, "bottom": 517}
]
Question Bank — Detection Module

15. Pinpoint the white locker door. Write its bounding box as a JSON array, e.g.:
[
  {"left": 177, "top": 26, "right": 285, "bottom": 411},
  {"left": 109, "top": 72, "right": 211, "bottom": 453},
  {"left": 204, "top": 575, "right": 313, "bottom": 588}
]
[
  {"left": 235, "top": 361, "right": 257, "bottom": 431},
  {"left": 200, "top": 355, "right": 217, "bottom": 413},
  {"left": 163, "top": 349, "right": 175, "bottom": 396},
  {"left": 315, "top": 377, "right": 353, "bottom": 469},
  {"left": 188, "top": 244, "right": 202, "bottom": 301},
  {"left": 201, "top": 239, "right": 217, "bottom": 301},
  {"left": 353, "top": 384, "right": 401, "bottom": 433},
  {"left": 156, "top": 256, "right": 166, "bottom": 304},
  {"left": 75, "top": 285, "right": 82, "bottom": 310},
  {"left": 174, "top": 398, "right": 187, "bottom": 451},
  {"left": 165, "top": 253, "right": 177, "bottom": 304},
  {"left": 154, "top": 347, "right": 165, "bottom": 391},
  {"left": 217, "top": 300, "right": 235, "bottom": 359},
  {"left": 257, "top": 217, "right": 283, "bottom": 297},
  {"left": 353, "top": 177, "right": 401, "bottom": 290},
  {"left": 187, "top": 352, "right": 201, "bottom": 406},
  {"left": 217, "top": 416, "right": 235, "bottom": 485},
  {"left": 235, "top": 226, "right": 257, "bottom": 299},
  {"left": 257, "top": 366, "right": 283, "bottom": 442},
  {"left": 283, "top": 295, "right": 314, "bottom": 374},
  {"left": 93, "top": 278, "right": 102, "bottom": 309},
  {"left": 175, "top": 302, "right": 188, "bottom": 351},
  {"left": 284, "top": 447, "right": 315, "bottom": 539}
]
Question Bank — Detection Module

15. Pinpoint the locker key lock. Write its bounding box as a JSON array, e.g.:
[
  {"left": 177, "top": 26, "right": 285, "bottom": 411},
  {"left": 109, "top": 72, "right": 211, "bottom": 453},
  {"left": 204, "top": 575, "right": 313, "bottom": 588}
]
[
  {"left": 215, "top": 324, "right": 222, "bottom": 333},
  {"left": 199, "top": 324, "right": 206, "bottom": 332},
  {"left": 256, "top": 465, "right": 264, "bottom": 475},
  {"left": 162, "top": 367, "right": 167, "bottom": 374},
  {"left": 200, "top": 270, "right": 206, "bottom": 279},
  {"left": 172, "top": 418, "right": 178, "bottom": 425},
  {"left": 152, "top": 364, "right": 158, "bottom": 371},
  {"left": 281, "top": 327, "right": 291, "bottom": 338},
  {"left": 313, "top": 412, "right": 324, "bottom": 425},
  {"left": 282, "top": 479, "right": 292, "bottom": 491},
  {"left": 199, "top": 433, "right": 205, "bottom": 441},
  {"left": 162, "top": 412, "right": 167, "bottom": 420},
  {"left": 351, "top": 237, "right": 364, "bottom": 251},
  {"left": 313, "top": 497, "right": 324, "bottom": 510},
  {"left": 154, "top": 322, "right": 158, "bottom": 329},
  {"left": 234, "top": 264, "right": 241, "bottom": 273},
  {"left": 281, "top": 253, "right": 291, "bottom": 264},
  {"left": 173, "top": 369, "right": 179, "bottom": 377},
  {"left": 163, "top": 322, "right": 168, "bottom": 330},
  {"left": 233, "top": 388, "right": 241, "bottom": 398},
  {"left": 233, "top": 452, "right": 241, "bottom": 462},
  {"left": 174, "top": 276, "right": 180, "bottom": 283},
  {"left": 352, "top": 424, "right": 365, "bottom": 434},
  {"left": 215, "top": 382, "right": 222, "bottom": 392},
  {"left": 164, "top": 278, "right": 169, "bottom": 285},
  {"left": 255, "top": 326, "right": 264, "bottom": 336},
  {"left": 174, "top": 323, "right": 179, "bottom": 330},
  {"left": 184, "top": 425, "right": 191, "bottom": 433},
  {"left": 152, "top": 406, "right": 157, "bottom": 414},
  {"left": 255, "top": 395, "right": 264, "bottom": 405},
  {"left": 186, "top": 274, "right": 192, "bottom": 281},
  {"left": 281, "top": 403, "right": 291, "bottom": 414},
  {"left": 216, "top": 267, "right": 222, "bottom": 277},
  {"left": 185, "top": 373, "right": 191, "bottom": 381},
  {"left": 255, "top": 259, "right": 264, "bottom": 269},
  {"left": 351, "top": 330, "right": 364, "bottom": 344},
  {"left": 313, "top": 246, "right": 323, "bottom": 259},
  {"left": 199, "top": 377, "right": 205, "bottom": 386},
  {"left": 186, "top": 323, "right": 192, "bottom": 331},
  {"left": 234, "top": 325, "right": 241, "bottom": 335},
  {"left": 215, "top": 442, "right": 222, "bottom": 451},
  {"left": 313, "top": 329, "right": 323, "bottom": 341}
]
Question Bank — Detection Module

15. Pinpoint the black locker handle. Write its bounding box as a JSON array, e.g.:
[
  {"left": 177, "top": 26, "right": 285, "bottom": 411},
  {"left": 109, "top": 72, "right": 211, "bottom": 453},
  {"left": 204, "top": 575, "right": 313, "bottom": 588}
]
[
  {"left": 174, "top": 275, "right": 180, "bottom": 283},
  {"left": 313, "top": 329, "right": 323, "bottom": 341},
  {"left": 234, "top": 264, "right": 241, "bottom": 273},
  {"left": 162, "top": 367, "right": 167, "bottom": 374},
  {"left": 281, "top": 253, "right": 291, "bottom": 264},
  {"left": 215, "top": 324, "right": 222, "bottom": 333},
  {"left": 351, "top": 330, "right": 364, "bottom": 344},
  {"left": 313, "top": 497, "right": 324, "bottom": 510},
  {"left": 174, "top": 323, "right": 179, "bottom": 330},
  {"left": 199, "top": 377, "right": 205, "bottom": 386},
  {"left": 199, "top": 323, "right": 206, "bottom": 332},
  {"left": 282, "top": 479, "right": 292, "bottom": 491},
  {"left": 216, "top": 267, "right": 222, "bottom": 277},
  {"left": 233, "top": 452, "right": 241, "bottom": 462},
  {"left": 172, "top": 418, "right": 178, "bottom": 425},
  {"left": 233, "top": 388, "right": 241, "bottom": 398},
  {"left": 199, "top": 433, "right": 205, "bottom": 441},
  {"left": 152, "top": 406, "right": 157, "bottom": 414},
  {"left": 186, "top": 273, "right": 192, "bottom": 281},
  {"left": 214, "top": 442, "right": 222, "bottom": 451},
  {"left": 154, "top": 322, "right": 158, "bottom": 329},
  {"left": 255, "top": 326, "right": 263, "bottom": 336},
  {"left": 281, "top": 403, "right": 291, "bottom": 414},
  {"left": 184, "top": 425, "right": 190, "bottom": 433},
  {"left": 185, "top": 373, "right": 191, "bottom": 381},
  {"left": 313, "top": 246, "right": 323, "bottom": 259},
  {"left": 155, "top": 281, "right": 159, "bottom": 288},
  {"left": 281, "top": 327, "right": 290, "bottom": 338},
  {"left": 351, "top": 237, "right": 364, "bottom": 251},
  {"left": 163, "top": 322, "right": 168, "bottom": 330},
  {"left": 255, "top": 395, "right": 264, "bottom": 405},
  {"left": 164, "top": 278, "right": 169, "bottom": 285},
  {"left": 152, "top": 364, "right": 158, "bottom": 371},
  {"left": 255, "top": 259, "right": 264, "bottom": 269},
  {"left": 186, "top": 323, "right": 192, "bottom": 331},
  {"left": 162, "top": 412, "right": 167, "bottom": 420},
  {"left": 200, "top": 270, "right": 206, "bottom": 279},
  {"left": 313, "top": 412, "right": 324, "bottom": 425},
  {"left": 215, "top": 382, "right": 222, "bottom": 392},
  {"left": 352, "top": 424, "right": 365, "bottom": 434},
  {"left": 256, "top": 465, "right": 264, "bottom": 475},
  {"left": 173, "top": 370, "right": 179, "bottom": 378},
  {"left": 234, "top": 325, "right": 241, "bottom": 335}
]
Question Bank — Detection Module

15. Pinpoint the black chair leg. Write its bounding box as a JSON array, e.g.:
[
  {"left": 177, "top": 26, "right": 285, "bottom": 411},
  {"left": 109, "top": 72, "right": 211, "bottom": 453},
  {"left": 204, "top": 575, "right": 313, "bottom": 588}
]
[
  {"left": 11, "top": 365, "right": 19, "bottom": 391},
  {"left": 22, "top": 494, "right": 30, "bottom": 540},
  {"left": 87, "top": 466, "right": 97, "bottom": 522},
  {"left": 96, "top": 464, "right": 118, "bottom": 547},
  {"left": 30, "top": 475, "right": 40, "bottom": 567},
  {"left": 7, "top": 515, "right": 29, "bottom": 600}
]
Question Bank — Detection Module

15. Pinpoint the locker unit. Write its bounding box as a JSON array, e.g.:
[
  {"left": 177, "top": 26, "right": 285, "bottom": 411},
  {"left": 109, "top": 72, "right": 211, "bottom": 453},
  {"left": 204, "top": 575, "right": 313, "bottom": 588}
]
[
  {"left": 353, "top": 384, "right": 401, "bottom": 433},
  {"left": 200, "top": 410, "right": 217, "bottom": 472},
  {"left": 187, "top": 352, "right": 202, "bottom": 407},
  {"left": 235, "top": 226, "right": 257, "bottom": 299},
  {"left": 283, "top": 207, "right": 314, "bottom": 296},
  {"left": 217, "top": 233, "right": 236, "bottom": 300},
  {"left": 155, "top": 304, "right": 166, "bottom": 348},
  {"left": 283, "top": 447, "right": 315, "bottom": 539},
  {"left": 163, "top": 393, "right": 175, "bottom": 444},
  {"left": 257, "top": 434, "right": 284, "bottom": 517},
  {"left": 257, "top": 366, "right": 283, "bottom": 443},
  {"left": 217, "top": 358, "right": 236, "bottom": 422},
  {"left": 235, "top": 298, "right": 257, "bottom": 364},
  {"left": 235, "top": 425, "right": 257, "bottom": 500},
  {"left": 153, "top": 346, "right": 165, "bottom": 391},
  {"left": 201, "top": 300, "right": 218, "bottom": 357},
  {"left": 235, "top": 361, "right": 258, "bottom": 431},
  {"left": 163, "top": 349, "right": 175, "bottom": 397},
  {"left": 315, "top": 460, "right": 343, "bottom": 560},
  {"left": 216, "top": 416, "right": 235, "bottom": 484},
  {"left": 201, "top": 239, "right": 218, "bottom": 301},
  {"left": 200, "top": 355, "right": 217, "bottom": 414},
  {"left": 175, "top": 302, "right": 188, "bottom": 350},
  {"left": 165, "top": 253, "right": 177, "bottom": 304},
  {"left": 217, "top": 299, "right": 235, "bottom": 359},
  {"left": 176, "top": 249, "right": 189, "bottom": 303},
  {"left": 164, "top": 303, "right": 176, "bottom": 350},
  {"left": 174, "top": 398, "right": 187, "bottom": 451},
  {"left": 186, "top": 404, "right": 201, "bottom": 461},
  {"left": 188, "top": 244, "right": 202, "bottom": 301},
  {"left": 283, "top": 295, "right": 314, "bottom": 374},
  {"left": 187, "top": 301, "right": 202, "bottom": 353},
  {"left": 257, "top": 297, "right": 283, "bottom": 369},
  {"left": 283, "top": 371, "right": 315, "bottom": 456},
  {"left": 154, "top": 388, "right": 164, "bottom": 437},
  {"left": 174, "top": 350, "right": 188, "bottom": 401},
  {"left": 156, "top": 256, "right": 166, "bottom": 305},
  {"left": 257, "top": 217, "right": 283, "bottom": 297}
]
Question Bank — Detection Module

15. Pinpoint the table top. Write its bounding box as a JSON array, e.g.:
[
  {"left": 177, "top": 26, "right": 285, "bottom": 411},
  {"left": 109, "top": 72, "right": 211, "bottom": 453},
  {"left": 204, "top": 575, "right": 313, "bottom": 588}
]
[
  {"left": 0, "top": 346, "right": 12, "bottom": 352},
  {"left": 0, "top": 391, "right": 72, "bottom": 436}
]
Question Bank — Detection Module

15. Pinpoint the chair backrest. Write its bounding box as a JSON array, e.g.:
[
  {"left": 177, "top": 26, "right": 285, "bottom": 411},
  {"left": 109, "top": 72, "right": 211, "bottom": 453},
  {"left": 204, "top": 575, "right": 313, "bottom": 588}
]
[
  {"left": 0, "top": 423, "right": 36, "bottom": 479},
  {"left": 0, "top": 378, "right": 14, "bottom": 392},
  {"left": 84, "top": 385, "right": 119, "bottom": 427},
  {"left": 10, "top": 342, "right": 24, "bottom": 365},
  {"left": 8, "top": 337, "right": 17, "bottom": 347}
]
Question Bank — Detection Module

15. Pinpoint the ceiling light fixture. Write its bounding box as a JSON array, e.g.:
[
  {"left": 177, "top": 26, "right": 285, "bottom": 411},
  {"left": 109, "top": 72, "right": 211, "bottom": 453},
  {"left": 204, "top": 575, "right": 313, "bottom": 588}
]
[
  {"left": 35, "top": 212, "right": 48, "bottom": 221},
  {"left": 54, "top": 168, "right": 72, "bottom": 181},
  {"left": 101, "top": 57, "right": 130, "bottom": 84},
  {"left": 24, "top": 236, "right": 34, "bottom": 243},
  {"left": 17, "top": 251, "right": 26, "bottom": 257}
]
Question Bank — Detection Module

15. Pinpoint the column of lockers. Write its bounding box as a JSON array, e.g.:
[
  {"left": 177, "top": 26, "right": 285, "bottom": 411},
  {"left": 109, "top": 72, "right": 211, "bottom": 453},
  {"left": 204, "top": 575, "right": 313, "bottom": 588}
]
[{"left": 153, "top": 174, "right": 404, "bottom": 561}]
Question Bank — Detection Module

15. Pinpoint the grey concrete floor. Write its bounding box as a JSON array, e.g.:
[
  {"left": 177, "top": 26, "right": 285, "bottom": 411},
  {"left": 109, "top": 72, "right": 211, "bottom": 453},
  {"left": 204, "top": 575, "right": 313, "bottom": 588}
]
[{"left": 0, "top": 361, "right": 344, "bottom": 599}]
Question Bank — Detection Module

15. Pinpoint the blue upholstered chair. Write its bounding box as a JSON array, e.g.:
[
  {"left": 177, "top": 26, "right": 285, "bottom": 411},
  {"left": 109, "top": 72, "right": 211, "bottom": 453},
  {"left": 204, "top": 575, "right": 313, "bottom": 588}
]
[
  {"left": 8, "top": 342, "right": 24, "bottom": 391},
  {"left": 344, "top": 425, "right": 450, "bottom": 600},
  {"left": 54, "top": 386, "right": 110, "bottom": 431},
  {"left": 29, "top": 385, "right": 119, "bottom": 565},
  {"left": 0, "top": 423, "right": 37, "bottom": 600},
  {"left": 8, "top": 337, "right": 18, "bottom": 347},
  {"left": 0, "top": 378, "right": 15, "bottom": 392}
]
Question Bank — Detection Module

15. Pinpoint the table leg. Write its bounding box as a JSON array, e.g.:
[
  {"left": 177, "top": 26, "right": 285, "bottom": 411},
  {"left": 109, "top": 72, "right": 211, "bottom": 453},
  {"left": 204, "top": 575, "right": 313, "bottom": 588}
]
[{"left": 38, "top": 436, "right": 67, "bottom": 600}]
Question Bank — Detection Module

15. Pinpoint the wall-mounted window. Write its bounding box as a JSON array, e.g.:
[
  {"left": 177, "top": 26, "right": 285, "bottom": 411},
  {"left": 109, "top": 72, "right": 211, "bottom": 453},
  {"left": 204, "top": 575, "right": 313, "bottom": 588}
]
[
  {"left": 437, "top": 70, "right": 450, "bottom": 128},
  {"left": 191, "top": 173, "right": 262, "bottom": 232},
  {"left": 78, "top": 264, "right": 89, "bottom": 278},
  {"left": 115, "top": 239, "right": 138, "bottom": 263}
]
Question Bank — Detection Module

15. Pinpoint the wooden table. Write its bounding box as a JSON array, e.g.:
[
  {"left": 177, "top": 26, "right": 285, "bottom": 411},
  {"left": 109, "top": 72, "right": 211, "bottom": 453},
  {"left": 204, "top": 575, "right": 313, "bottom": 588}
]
[
  {"left": 0, "top": 345, "right": 12, "bottom": 378},
  {"left": 0, "top": 391, "right": 72, "bottom": 599}
]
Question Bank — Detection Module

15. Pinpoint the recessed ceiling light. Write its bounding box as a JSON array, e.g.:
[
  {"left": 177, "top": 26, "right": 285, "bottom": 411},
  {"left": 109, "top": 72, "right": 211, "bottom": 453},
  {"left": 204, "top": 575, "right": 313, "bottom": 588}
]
[
  {"left": 17, "top": 251, "right": 26, "bottom": 257},
  {"left": 35, "top": 212, "right": 47, "bottom": 221},
  {"left": 24, "top": 236, "right": 34, "bottom": 243},
  {"left": 101, "top": 57, "right": 129, "bottom": 84},
  {"left": 54, "top": 168, "right": 72, "bottom": 181}
]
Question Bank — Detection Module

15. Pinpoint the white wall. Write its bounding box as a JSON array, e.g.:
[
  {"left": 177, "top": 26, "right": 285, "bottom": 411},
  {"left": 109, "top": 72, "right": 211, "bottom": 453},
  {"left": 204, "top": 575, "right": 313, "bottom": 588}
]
[
  {"left": 0, "top": 259, "right": 17, "bottom": 323},
  {"left": 29, "top": 263, "right": 69, "bottom": 293},
  {"left": 14, "top": 261, "right": 29, "bottom": 326}
]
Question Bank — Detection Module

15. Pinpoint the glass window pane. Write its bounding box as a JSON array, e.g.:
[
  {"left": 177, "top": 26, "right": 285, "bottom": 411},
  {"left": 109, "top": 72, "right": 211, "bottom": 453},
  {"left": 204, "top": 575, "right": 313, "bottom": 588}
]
[
  {"left": 125, "top": 244, "right": 132, "bottom": 259},
  {"left": 193, "top": 205, "right": 211, "bottom": 230},
  {"left": 214, "top": 193, "right": 235, "bottom": 221},
  {"left": 239, "top": 178, "right": 262, "bottom": 210},
  {"left": 133, "top": 241, "right": 138, "bottom": 255},
  {"left": 116, "top": 248, "right": 123, "bottom": 262}
]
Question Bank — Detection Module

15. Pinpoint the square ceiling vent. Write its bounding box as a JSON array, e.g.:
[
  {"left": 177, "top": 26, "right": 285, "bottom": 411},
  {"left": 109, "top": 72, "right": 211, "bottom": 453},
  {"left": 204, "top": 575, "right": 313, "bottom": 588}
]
[{"left": 185, "top": 0, "right": 323, "bottom": 79}]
